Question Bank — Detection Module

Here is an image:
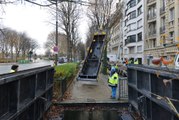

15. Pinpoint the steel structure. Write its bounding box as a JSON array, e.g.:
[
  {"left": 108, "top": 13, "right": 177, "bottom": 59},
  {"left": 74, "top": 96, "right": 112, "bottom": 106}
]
[
  {"left": 127, "top": 65, "right": 179, "bottom": 120},
  {"left": 77, "top": 31, "right": 106, "bottom": 81},
  {"left": 0, "top": 66, "right": 54, "bottom": 120}
]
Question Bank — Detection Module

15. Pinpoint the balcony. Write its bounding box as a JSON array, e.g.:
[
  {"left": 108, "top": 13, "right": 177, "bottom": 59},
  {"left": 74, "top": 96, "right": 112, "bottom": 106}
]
[
  {"left": 160, "top": 26, "right": 165, "bottom": 34},
  {"left": 168, "top": 0, "right": 174, "bottom": 5},
  {"left": 160, "top": 7, "right": 165, "bottom": 15},
  {"left": 125, "top": 39, "right": 136, "bottom": 45},
  {"left": 148, "top": 30, "right": 156, "bottom": 38},
  {"left": 147, "top": 14, "right": 156, "bottom": 21},
  {"left": 147, "top": 0, "right": 156, "bottom": 4}
]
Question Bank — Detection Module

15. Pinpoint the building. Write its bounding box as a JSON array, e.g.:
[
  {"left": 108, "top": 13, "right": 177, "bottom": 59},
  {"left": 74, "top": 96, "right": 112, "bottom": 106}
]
[
  {"left": 58, "top": 33, "right": 68, "bottom": 56},
  {"left": 144, "top": 0, "right": 179, "bottom": 65},
  {"left": 123, "top": 0, "right": 144, "bottom": 64},
  {"left": 107, "top": 1, "right": 123, "bottom": 62}
]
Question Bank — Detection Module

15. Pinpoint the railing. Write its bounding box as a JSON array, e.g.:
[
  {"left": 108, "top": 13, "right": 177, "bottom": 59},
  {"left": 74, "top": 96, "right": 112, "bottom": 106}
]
[
  {"left": 147, "top": 13, "right": 156, "bottom": 20},
  {"left": 128, "top": 65, "right": 179, "bottom": 120},
  {"left": 54, "top": 76, "right": 74, "bottom": 99},
  {"left": 125, "top": 39, "right": 136, "bottom": 45},
  {"left": 147, "top": 0, "right": 156, "bottom": 4},
  {"left": 148, "top": 29, "right": 156, "bottom": 37},
  {"left": 160, "top": 26, "right": 165, "bottom": 34},
  {"left": 118, "top": 77, "right": 128, "bottom": 100},
  {"left": 0, "top": 66, "right": 54, "bottom": 120}
]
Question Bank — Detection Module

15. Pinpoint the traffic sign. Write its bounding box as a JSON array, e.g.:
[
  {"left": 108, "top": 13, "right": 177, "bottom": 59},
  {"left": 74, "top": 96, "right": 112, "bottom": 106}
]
[{"left": 53, "top": 46, "right": 58, "bottom": 54}]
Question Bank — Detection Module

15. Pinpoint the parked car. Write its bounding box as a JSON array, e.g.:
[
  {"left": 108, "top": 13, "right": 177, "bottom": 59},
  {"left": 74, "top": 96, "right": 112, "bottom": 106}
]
[{"left": 58, "top": 57, "right": 64, "bottom": 63}]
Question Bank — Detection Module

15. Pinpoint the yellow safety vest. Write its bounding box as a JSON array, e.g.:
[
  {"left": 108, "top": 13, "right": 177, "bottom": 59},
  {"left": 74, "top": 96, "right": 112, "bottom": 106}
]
[
  {"left": 108, "top": 73, "right": 119, "bottom": 86},
  {"left": 10, "top": 70, "right": 15, "bottom": 73},
  {"left": 134, "top": 60, "right": 139, "bottom": 64},
  {"left": 115, "top": 65, "right": 118, "bottom": 71},
  {"left": 128, "top": 60, "right": 132, "bottom": 64}
]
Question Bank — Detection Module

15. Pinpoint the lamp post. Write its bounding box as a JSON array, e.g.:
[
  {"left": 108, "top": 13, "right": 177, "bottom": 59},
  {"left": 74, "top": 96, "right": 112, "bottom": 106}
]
[{"left": 55, "top": 0, "right": 58, "bottom": 66}]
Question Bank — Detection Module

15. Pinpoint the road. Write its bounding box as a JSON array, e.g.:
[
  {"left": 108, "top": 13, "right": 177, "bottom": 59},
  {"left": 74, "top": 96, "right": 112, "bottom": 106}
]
[{"left": 0, "top": 60, "right": 54, "bottom": 74}]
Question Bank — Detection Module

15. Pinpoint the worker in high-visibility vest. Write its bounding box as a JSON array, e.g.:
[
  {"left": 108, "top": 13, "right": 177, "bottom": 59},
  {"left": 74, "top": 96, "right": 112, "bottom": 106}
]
[
  {"left": 134, "top": 58, "right": 139, "bottom": 64},
  {"left": 10, "top": 64, "right": 19, "bottom": 73},
  {"left": 108, "top": 69, "right": 119, "bottom": 99},
  {"left": 115, "top": 64, "right": 119, "bottom": 73}
]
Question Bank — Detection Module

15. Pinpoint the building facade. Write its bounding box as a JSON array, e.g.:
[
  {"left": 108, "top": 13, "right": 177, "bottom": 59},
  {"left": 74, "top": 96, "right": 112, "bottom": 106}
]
[
  {"left": 144, "top": 0, "right": 179, "bottom": 64},
  {"left": 107, "top": 1, "right": 123, "bottom": 62},
  {"left": 58, "top": 33, "right": 68, "bottom": 56},
  {"left": 123, "top": 0, "right": 144, "bottom": 64}
]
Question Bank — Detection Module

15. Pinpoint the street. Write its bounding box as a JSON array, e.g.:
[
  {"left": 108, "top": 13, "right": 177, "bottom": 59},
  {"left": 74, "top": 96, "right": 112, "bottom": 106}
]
[{"left": 0, "top": 60, "right": 54, "bottom": 74}]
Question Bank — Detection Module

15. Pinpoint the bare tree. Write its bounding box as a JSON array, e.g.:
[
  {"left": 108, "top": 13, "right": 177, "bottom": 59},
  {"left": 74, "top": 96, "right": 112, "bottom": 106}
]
[
  {"left": 44, "top": 31, "right": 56, "bottom": 51},
  {"left": 77, "top": 41, "right": 85, "bottom": 60},
  {"left": 48, "top": 1, "right": 81, "bottom": 62},
  {"left": 87, "top": 0, "right": 114, "bottom": 31},
  {"left": 87, "top": 0, "right": 116, "bottom": 74}
]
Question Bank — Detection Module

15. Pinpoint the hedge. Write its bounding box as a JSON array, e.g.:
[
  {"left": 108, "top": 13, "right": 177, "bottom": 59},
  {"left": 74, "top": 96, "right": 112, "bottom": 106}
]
[{"left": 54, "top": 63, "right": 78, "bottom": 81}]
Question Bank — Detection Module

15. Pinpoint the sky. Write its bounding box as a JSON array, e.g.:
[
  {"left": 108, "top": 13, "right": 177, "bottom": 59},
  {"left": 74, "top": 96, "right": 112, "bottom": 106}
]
[{"left": 1, "top": 2, "right": 89, "bottom": 55}]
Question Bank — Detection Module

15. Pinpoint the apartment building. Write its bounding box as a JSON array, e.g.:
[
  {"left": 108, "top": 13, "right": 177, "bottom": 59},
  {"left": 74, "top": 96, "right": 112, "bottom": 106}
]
[
  {"left": 123, "top": 0, "right": 144, "bottom": 64},
  {"left": 144, "top": 0, "right": 179, "bottom": 64}
]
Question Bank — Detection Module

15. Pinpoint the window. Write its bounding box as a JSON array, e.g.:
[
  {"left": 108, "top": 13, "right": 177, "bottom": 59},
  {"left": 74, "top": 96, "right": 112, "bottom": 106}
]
[
  {"left": 131, "top": 10, "right": 136, "bottom": 19},
  {"left": 137, "top": 6, "right": 142, "bottom": 16},
  {"left": 127, "top": 35, "right": 136, "bottom": 43},
  {"left": 129, "top": 47, "right": 135, "bottom": 54},
  {"left": 127, "top": 23, "right": 136, "bottom": 32},
  {"left": 127, "top": 0, "right": 136, "bottom": 9},
  {"left": 127, "top": 10, "right": 136, "bottom": 20},
  {"left": 148, "top": 5, "right": 156, "bottom": 19},
  {"left": 169, "top": 31, "right": 174, "bottom": 42},
  {"left": 137, "top": 19, "right": 142, "bottom": 28},
  {"left": 137, "top": 46, "right": 142, "bottom": 52},
  {"left": 161, "top": 0, "right": 166, "bottom": 8},
  {"left": 169, "top": 7, "right": 174, "bottom": 21},
  {"left": 148, "top": 22, "right": 156, "bottom": 35},
  {"left": 137, "top": 32, "right": 142, "bottom": 41},
  {"left": 161, "top": 16, "right": 165, "bottom": 27},
  {"left": 152, "top": 39, "right": 156, "bottom": 47}
]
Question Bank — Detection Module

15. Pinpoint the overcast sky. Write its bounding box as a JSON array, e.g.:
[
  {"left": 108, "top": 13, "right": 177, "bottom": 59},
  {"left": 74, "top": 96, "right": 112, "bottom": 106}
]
[{"left": 1, "top": 2, "right": 88, "bottom": 55}]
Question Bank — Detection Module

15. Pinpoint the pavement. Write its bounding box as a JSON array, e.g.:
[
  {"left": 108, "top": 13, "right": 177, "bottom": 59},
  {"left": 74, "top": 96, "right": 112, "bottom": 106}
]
[{"left": 61, "top": 73, "right": 127, "bottom": 103}]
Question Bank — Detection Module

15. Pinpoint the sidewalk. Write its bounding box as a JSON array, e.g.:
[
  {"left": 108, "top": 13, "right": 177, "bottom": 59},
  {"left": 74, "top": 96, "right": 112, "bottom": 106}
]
[{"left": 61, "top": 73, "right": 123, "bottom": 103}]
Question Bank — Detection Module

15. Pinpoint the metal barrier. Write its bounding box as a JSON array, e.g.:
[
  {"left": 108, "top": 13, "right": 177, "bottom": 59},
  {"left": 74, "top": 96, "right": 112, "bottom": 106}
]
[
  {"left": 119, "top": 77, "right": 128, "bottom": 100},
  {"left": 128, "top": 65, "right": 179, "bottom": 120},
  {"left": 0, "top": 66, "right": 54, "bottom": 120},
  {"left": 54, "top": 77, "right": 73, "bottom": 99}
]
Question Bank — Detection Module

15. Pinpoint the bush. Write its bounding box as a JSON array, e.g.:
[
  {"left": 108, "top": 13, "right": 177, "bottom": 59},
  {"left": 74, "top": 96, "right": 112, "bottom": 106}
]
[{"left": 54, "top": 63, "right": 78, "bottom": 81}]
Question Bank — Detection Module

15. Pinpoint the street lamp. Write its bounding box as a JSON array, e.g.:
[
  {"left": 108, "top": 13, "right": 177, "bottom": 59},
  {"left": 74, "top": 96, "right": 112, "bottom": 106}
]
[{"left": 55, "top": 0, "right": 58, "bottom": 66}]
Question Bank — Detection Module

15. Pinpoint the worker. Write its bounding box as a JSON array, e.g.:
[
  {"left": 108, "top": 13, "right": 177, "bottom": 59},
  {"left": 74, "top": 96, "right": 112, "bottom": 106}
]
[
  {"left": 124, "top": 58, "right": 128, "bottom": 65},
  {"left": 134, "top": 58, "right": 139, "bottom": 64},
  {"left": 110, "top": 63, "right": 116, "bottom": 77},
  {"left": 10, "top": 64, "right": 19, "bottom": 73},
  {"left": 108, "top": 69, "right": 119, "bottom": 99},
  {"left": 128, "top": 58, "right": 133, "bottom": 64},
  {"left": 115, "top": 64, "right": 119, "bottom": 73}
]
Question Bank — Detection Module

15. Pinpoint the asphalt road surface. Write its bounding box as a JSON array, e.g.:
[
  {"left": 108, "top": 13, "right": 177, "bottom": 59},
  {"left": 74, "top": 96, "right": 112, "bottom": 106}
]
[{"left": 0, "top": 60, "right": 54, "bottom": 74}]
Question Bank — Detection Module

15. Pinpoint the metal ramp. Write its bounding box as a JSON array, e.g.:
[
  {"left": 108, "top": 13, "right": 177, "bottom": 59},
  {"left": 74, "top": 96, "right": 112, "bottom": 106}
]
[{"left": 77, "top": 32, "right": 106, "bottom": 81}]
